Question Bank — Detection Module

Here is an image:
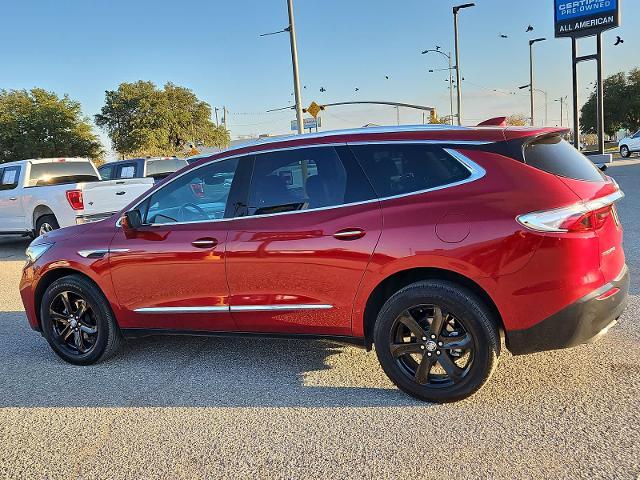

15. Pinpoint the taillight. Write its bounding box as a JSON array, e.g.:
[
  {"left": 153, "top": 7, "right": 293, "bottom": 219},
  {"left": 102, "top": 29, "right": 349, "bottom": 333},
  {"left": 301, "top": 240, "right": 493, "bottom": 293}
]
[
  {"left": 517, "top": 190, "right": 624, "bottom": 233},
  {"left": 66, "top": 190, "right": 84, "bottom": 210}
]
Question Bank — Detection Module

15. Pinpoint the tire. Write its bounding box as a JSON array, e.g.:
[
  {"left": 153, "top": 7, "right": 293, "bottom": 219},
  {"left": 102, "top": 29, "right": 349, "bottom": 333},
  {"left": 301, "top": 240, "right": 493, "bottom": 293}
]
[
  {"left": 40, "top": 275, "right": 122, "bottom": 365},
  {"left": 374, "top": 280, "right": 499, "bottom": 403},
  {"left": 35, "top": 214, "right": 59, "bottom": 237},
  {"left": 620, "top": 145, "right": 630, "bottom": 158}
]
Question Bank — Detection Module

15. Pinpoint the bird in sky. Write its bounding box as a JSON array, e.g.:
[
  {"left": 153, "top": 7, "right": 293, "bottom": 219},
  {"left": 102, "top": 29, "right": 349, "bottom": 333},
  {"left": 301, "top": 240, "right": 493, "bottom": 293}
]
[
  {"left": 614, "top": 36, "right": 624, "bottom": 45},
  {"left": 355, "top": 88, "right": 359, "bottom": 92},
  {"left": 385, "top": 75, "right": 390, "bottom": 80},
  {"left": 526, "top": 25, "right": 534, "bottom": 32},
  {"left": 500, "top": 34, "right": 508, "bottom": 38},
  {"left": 435, "top": 45, "right": 441, "bottom": 50},
  {"left": 319, "top": 87, "right": 326, "bottom": 92}
]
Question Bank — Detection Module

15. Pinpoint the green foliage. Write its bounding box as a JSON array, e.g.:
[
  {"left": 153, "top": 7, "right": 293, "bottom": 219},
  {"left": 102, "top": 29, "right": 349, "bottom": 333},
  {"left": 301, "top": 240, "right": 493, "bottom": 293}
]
[
  {"left": 580, "top": 69, "right": 640, "bottom": 135},
  {"left": 95, "top": 81, "right": 229, "bottom": 158},
  {"left": 506, "top": 114, "right": 529, "bottom": 126},
  {"left": 0, "top": 88, "right": 102, "bottom": 163}
]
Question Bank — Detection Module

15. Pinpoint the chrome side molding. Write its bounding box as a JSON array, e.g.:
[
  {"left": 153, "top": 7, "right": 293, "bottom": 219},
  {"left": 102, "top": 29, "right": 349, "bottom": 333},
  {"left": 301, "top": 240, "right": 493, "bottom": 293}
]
[{"left": 134, "top": 304, "right": 334, "bottom": 314}]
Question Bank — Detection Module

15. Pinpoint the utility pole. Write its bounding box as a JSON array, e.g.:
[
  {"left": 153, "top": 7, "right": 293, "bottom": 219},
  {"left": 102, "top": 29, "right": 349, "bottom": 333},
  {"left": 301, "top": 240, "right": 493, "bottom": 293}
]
[
  {"left": 223, "top": 106, "right": 227, "bottom": 129},
  {"left": 453, "top": 3, "right": 475, "bottom": 126},
  {"left": 287, "top": 0, "right": 304, "bottom": 134},
  {"left": 214, "top": 107, "right": 219, "bottom": 127},
  {"left": 555, "top": 96, "right": 567, "bottom": 126},
  {"left": 528, "top": 38, "right": 546, "bottom": 126}
]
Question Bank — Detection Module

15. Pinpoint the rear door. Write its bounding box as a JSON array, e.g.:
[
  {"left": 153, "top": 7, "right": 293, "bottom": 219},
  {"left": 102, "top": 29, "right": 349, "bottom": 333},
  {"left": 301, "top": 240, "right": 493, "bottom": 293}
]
[
  {"left": 81, "top": 178, "right": 154, "bottom": 217},
  {"left": 225, "top": 145, "right": 382, "bottom": 336},
  {"left": 0, "top": 165, "right": 25, "bottom": 231}
]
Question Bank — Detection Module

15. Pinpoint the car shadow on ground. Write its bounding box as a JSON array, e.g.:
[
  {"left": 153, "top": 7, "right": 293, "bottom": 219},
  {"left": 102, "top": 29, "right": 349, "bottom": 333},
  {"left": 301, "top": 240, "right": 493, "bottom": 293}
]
[{"left": 0, "top": 311, "right": 422, "bottom": 408}]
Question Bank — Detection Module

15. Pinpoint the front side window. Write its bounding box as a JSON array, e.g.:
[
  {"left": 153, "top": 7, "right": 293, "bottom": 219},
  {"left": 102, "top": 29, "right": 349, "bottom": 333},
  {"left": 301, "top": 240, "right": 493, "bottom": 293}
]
[
  {"left": 247, "top": 146, "right": 374, "bottom": 216},
  {"left": 349, "top": 144, "right": 472, "bottom": 198},
  {"left": 632, "top": 131, "right": 640, "bottom": 139},
  {"left": 143, "top": 158, "right": 239, "bottom": 224},
  {"left": 0, "top": 166, "right": 20, "bottom": 190}
]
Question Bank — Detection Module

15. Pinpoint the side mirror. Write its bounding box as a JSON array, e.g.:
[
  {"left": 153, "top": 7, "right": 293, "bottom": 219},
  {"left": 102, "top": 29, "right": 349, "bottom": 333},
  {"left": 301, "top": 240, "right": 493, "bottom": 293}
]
[
  {"left": 598, "top": 164, "right": 608, "bottom": 172},
  {"left": 121, "top": 210, "right": 142, "bottom": 230}
]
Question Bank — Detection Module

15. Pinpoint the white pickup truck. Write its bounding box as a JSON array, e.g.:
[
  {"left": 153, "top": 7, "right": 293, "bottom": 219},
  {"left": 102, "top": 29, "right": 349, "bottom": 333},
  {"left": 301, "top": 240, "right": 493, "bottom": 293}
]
[{"left": 0, "top": 158, "right": 153, "bottom": 237}]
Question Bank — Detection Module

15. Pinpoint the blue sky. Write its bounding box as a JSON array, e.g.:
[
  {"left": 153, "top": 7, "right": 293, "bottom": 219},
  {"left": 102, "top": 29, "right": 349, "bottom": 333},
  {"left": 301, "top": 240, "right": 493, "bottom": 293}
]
[{"left": 0, "top": 0, "right": 637, "bottom": 153}]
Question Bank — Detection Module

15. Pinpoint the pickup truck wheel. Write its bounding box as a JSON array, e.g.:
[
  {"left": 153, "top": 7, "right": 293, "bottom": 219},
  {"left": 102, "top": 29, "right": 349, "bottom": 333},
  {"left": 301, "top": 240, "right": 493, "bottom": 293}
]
[
  {"left": 40, "top": 275, "right": 122, "bottom": 365},
  {"left": 374, "top": 280, "right": 499, "bottom": 403},
  {"left": 620, "top": 145, "right": 630, "bottom": 158},
  {"left": 35, "top": 215, "right": 59, "bottom": 237}
]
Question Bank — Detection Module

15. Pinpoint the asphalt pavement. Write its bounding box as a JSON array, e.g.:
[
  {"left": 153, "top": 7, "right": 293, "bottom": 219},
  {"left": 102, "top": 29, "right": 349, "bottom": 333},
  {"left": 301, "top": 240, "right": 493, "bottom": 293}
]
[{"left": 0, "top": 163, "right": 639, "bottom": 479}]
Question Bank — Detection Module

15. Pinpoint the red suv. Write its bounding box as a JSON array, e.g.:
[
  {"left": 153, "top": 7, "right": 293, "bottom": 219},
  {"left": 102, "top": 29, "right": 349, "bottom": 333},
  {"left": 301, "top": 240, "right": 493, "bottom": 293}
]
[{"left": 20, "top": 125, "right": 629, "bottom": 402}]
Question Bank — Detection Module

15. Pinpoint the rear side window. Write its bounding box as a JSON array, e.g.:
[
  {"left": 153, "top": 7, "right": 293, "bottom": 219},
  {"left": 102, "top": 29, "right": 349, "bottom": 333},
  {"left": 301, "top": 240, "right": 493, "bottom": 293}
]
[
  {"left": 28, "top": 161, "right": 99, "bottom": 186},
  {"left": 98, "top": 164, "right": 114, "bottom": 180},
  {"left": 349, "top": 144, "right": 471, "bottom": 198},
  {"left": 524, "top": 136, "right": 605, "bottom": 182},
  {"left": 0, "top": 166, "right": 20, "bottom": 190}
]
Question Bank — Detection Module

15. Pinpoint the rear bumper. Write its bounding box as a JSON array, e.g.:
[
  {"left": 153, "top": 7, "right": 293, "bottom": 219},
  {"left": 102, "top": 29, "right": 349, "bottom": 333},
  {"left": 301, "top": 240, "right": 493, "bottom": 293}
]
[{"left": 506, "top": 265, "right": 629, "bottom": 355}]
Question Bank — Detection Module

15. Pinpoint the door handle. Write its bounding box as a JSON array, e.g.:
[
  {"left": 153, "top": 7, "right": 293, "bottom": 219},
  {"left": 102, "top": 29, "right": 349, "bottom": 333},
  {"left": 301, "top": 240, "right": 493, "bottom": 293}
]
[
  {"left": 192, "top": 238, "right": 218, "bottom": 248},
  {"left": 115, "top": 191, "right": 126, "bottom": 196},
  {"left": 9, "top": 197, "right": 17, "bottom": 201},
  {"left": 333, "top": 228, "right": 365, "bottom": 240}
]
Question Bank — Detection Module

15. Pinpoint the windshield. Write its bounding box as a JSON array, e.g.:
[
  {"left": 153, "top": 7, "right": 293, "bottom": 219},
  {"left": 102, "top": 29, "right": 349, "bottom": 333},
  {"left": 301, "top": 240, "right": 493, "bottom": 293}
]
[{"left": 28, "top": 161, "right": 99, "bottom": 187}]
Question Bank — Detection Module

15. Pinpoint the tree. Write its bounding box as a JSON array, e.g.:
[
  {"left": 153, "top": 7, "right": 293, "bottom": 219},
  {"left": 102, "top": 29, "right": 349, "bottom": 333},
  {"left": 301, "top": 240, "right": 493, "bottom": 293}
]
[
  {"left": 95, "top": 81, "right": 229, "bottom": 158},
  {"left": 580, "top": 69, "right": 640, "bottom": 135},
  {"left": 0, "top": 88, "right": 102, "bottom": 163},
  {"left": 506, "top": 114, "right": 529, "bottom": 126}
]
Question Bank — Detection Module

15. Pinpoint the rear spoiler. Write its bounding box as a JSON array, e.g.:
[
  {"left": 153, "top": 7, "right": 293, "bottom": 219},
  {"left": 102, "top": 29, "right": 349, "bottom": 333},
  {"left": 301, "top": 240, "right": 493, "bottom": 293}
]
[{"left": 477, "top": 117, "right": 507, "bottom": 127}]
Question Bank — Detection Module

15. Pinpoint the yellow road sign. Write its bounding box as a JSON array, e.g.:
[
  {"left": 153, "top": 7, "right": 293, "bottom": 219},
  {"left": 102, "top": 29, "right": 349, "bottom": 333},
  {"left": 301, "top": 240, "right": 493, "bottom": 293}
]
[{"left": 307, "top": 101, "right": 321, "bottom": 118}]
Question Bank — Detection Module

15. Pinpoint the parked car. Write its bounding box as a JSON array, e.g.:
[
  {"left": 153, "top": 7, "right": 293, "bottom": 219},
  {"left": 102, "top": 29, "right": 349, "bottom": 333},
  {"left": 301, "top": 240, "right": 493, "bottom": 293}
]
[
  {"left": 20, "top": 125, "right": 628, "bottom": 403},
  {"left": 619, "top": 131, "right": 640, "bottom": 158},
  {"left": 98, "top": 157, "right": 188, "bottom": 183},
  {"left": 0, "top": 158, "right": 153, "bottom": 237}
]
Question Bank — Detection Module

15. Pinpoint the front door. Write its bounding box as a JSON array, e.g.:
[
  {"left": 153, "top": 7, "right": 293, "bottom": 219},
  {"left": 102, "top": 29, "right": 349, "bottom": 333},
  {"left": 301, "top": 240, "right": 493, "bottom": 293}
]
[
  {"left": 225, "top": 145, "right": 382, "bottom": 336},
  {"left": 108, "top": 156, "right": 245, "bottom": 332}
]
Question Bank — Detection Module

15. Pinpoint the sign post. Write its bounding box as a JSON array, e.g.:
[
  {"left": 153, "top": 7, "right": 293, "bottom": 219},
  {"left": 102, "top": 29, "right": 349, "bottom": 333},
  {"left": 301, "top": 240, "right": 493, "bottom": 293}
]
[{"left": 554, "top": 0, "right": 620, "bottom": 155}]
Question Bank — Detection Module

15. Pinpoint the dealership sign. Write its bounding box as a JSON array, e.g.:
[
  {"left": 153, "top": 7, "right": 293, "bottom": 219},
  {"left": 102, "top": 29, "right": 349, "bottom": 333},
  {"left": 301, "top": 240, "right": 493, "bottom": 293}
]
[{"left": 554, "top": 0, "right": 620, "bottom": 38}]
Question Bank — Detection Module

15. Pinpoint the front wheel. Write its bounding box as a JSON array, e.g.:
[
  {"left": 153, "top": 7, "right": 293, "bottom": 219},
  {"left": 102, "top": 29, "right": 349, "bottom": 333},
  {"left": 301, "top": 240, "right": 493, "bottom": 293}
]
[
  {"left": 620, "top": 145, "right": 630, "bottom": 158},
  {"left": 40, "top": 275, "right": 122, "bottom": 365},
  {"left": 374, "top": 280, "right": 500, "bottom": 403}
]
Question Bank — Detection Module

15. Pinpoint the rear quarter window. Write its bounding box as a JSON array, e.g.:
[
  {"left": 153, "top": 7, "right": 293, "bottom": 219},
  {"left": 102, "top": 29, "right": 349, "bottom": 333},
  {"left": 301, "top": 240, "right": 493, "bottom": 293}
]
[
  {"left": 524, "top": 136, "right": 605, "bottom": 182},
  {"left": 349, "top": 144, "right": 472, "bottom": 198}
]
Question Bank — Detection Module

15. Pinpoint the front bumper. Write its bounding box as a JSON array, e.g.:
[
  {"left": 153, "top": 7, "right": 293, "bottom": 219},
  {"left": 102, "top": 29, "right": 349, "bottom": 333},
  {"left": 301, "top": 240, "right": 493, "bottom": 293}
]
[{"left": 506, "top": 265, "right": 629, "bottom": 355}]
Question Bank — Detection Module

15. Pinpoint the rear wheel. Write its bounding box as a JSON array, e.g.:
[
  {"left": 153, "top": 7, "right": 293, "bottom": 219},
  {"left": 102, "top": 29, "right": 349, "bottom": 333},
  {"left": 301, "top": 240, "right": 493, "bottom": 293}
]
[
  {"left": 620, "top": 145, "right": 630, "bottom": 158},
  {"left": 40, "top": 275, "right": 122, "bottom": 365},
  {"left": 374, "top": 280, "right": 499, "bottom": 403},
  {"left": 35, "top": 214, "right": 59, "bottom": 237}
]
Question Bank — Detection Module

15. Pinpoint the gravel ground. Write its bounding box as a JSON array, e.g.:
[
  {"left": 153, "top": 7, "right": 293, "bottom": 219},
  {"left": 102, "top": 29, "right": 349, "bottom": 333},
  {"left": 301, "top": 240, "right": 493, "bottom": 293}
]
[{"left": 0, "top": 164, "right": 639, "bottom": 479}]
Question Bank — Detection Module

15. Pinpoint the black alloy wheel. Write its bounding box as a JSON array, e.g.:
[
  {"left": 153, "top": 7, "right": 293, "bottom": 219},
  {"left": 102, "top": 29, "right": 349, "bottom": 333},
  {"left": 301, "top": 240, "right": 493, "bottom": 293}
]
[
  {"left": 41, "top": 275, "right": 122, "bottom": 365},
  {"left": 390, "top": 304, "right": 473, "bottom": 387},
  {"left": 374, "top": 280, "right": 499, "bottom": 403},
  {"left": 48, "top": 290, "right": 98, "bottom": 355}
]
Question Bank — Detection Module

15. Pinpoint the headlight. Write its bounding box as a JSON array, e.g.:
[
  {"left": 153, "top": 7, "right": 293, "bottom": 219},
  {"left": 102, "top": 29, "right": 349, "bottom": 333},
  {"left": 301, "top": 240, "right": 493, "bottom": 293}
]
[{"left": 26, "top": 242, "right": 54, "bottom": 263}]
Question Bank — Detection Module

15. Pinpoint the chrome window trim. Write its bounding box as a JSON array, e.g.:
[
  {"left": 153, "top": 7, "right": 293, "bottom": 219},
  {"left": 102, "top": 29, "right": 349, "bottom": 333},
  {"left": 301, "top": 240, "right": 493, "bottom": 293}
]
[
  {"left": 134, "top": 304, "right": 333, "bottom": 314},
  {"left": 120, "top": 143, "right": 487, "bottom": 228}
]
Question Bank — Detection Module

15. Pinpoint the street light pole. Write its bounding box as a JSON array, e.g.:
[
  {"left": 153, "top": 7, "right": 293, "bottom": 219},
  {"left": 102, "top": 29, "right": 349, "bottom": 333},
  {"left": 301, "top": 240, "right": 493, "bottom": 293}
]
[
  {"left": 422, "top": 48, "right": 455, "bottom": 125},
  {"left": 287, "top": 0, "right": 304, "bottom": 134},
  {"left": 453, "top": 3, "right": 475, "bottom": 126},
  {"left": 528, "top": 38, "right": 546, "bottom": 126}
]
